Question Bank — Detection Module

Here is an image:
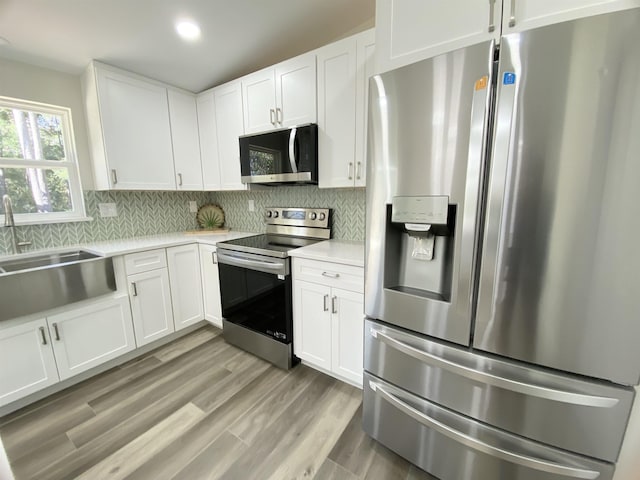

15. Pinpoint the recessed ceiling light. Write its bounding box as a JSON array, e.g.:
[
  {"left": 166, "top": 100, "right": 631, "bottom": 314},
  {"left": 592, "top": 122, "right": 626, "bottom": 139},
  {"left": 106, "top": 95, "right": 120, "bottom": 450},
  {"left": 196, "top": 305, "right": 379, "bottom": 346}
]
[{"left": 176, "top": 21, "right": 201, "bottom": 41}]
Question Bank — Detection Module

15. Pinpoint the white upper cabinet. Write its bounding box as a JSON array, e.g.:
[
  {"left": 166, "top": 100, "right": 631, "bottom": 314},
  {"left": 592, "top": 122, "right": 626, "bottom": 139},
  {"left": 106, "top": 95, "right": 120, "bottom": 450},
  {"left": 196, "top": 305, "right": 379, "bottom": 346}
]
[
  {"left": 83, "top": 61, "right": 177, "bottom": 190},
  {"left": 242, "top": 53, "right": 316, "bottom": 134},
  {"left": 501, "top": 0, "right": 640, "bottom": 35},
  {"left": 196, "top": 90, "right": 222, "bottom": 190},
  {"left": 318, "top": 29, "right": 375, "bottom": 189},
  {"left": 167, "top": 89, "right": 203, "bottom": 191},
  {"left": 213, "top": 81, "right": 246, "bottom": 190},
  {"left": 375, "top": 0, "right": 499, "bottom": 73},
  {"left": 196, "top": 82, "right": 246, "bottom": 191},
  {"left": 376, "top": 0, "right": 640, "bottom": 73}
]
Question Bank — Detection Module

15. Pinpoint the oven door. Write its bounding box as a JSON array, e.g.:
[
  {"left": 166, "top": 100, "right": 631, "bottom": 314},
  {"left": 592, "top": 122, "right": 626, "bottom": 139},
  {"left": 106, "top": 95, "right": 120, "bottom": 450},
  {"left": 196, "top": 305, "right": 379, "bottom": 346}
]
[{"left": 217, "top": 249, "right": 292, "bottom": 343}]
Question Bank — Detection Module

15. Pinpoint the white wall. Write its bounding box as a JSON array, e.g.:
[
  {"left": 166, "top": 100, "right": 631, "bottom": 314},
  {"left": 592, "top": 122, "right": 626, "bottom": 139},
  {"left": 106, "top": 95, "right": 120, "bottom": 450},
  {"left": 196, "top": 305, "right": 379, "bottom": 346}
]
[{"left": 0, "top": 58, "right": 94, "bottom": 189}]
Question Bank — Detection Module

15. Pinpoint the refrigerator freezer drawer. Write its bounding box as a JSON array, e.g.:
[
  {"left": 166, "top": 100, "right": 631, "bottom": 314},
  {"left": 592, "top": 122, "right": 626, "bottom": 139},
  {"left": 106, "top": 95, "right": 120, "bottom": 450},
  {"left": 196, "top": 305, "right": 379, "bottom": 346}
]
[
  {"left": 364, "top": 319, "right": 633, "bottom": 462},
  {"left": 363, "top": 372, "right": 615, "bottom": 480}
]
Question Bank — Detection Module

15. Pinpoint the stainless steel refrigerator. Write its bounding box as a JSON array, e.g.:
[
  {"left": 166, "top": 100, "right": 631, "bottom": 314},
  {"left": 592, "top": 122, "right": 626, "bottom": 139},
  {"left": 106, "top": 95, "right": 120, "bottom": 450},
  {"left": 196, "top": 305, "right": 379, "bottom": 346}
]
[{"left": 363, "top": 8, "right": 640, "bottom": 480}]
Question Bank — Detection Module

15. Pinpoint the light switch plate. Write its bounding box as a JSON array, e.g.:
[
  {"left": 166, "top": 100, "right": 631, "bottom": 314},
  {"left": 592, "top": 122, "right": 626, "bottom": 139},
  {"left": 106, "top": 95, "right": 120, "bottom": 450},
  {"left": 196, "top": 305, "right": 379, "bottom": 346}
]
[
  {"left": 189, "top": 201, "right": 198, "bottom": 213},
  {"left": 248, "top": 199, "right": 255, "bottom": 212},
  {"left": 98, "top": 203, "right": 118, "bottom": 218}
]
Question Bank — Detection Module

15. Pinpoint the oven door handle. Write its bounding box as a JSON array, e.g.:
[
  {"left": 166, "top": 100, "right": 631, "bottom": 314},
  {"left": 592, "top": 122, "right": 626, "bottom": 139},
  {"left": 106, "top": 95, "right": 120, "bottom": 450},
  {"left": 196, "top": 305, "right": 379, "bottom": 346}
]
[{"left": 217, "top": 250, "right": 285, "bottom": 273}]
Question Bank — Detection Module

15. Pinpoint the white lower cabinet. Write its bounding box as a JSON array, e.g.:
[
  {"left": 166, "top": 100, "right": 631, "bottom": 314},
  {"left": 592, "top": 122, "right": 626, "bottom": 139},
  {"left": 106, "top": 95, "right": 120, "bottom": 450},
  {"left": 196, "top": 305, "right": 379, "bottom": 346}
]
[
  {"left": 128, "top": 268, "right": 174, "bottom": 346},
  {"left": 0, "top": 294, "right": 136, "bottom": 408},
  {"left": 167, "top": 244, "right": 204, "bottom": 331},
  {"left": 199, "top": 244, "right": 223, "bottom": 328},
  {"left": 0, "top": 318, "right": 59, "bottom": 407},
  {"left": 293, "top": 258, "right": 364, "bottom": 387},
  {"left": 47, "top": 295, "right": 135, "bottom": 380}
]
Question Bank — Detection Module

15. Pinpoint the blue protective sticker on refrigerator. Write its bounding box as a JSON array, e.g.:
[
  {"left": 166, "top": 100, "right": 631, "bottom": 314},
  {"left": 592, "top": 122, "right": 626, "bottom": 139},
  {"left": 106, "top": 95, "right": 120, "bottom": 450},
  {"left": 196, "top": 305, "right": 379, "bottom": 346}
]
[{"left": 503, "top": 72, "right": 516, "bottom": 85}]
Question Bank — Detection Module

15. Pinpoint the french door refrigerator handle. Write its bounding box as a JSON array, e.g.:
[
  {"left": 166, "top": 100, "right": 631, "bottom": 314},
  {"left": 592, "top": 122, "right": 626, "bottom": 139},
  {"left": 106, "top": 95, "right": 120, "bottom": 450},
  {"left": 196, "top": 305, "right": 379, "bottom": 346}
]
[
  {"left": 370, "top": 327, "right": 619, "bottom": 408},
  {"left": 369, "top": 380, "right": 601, "bottom": 479},
  {"left": 455, "top": 72, "right": 493, "bottom": 320},
  {"left": 288, "top": 127, "right": 298, "bottom": 173},
  {"left": 476, "top": 54, "right": 520, "bottom": 344}
]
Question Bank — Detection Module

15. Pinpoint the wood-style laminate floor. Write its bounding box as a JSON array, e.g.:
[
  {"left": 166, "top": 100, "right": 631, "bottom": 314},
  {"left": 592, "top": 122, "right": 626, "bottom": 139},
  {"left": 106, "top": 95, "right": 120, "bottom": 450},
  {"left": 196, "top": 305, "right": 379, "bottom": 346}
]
[{"left": 0, "top": 325, "right": 436, "bottom": 480}]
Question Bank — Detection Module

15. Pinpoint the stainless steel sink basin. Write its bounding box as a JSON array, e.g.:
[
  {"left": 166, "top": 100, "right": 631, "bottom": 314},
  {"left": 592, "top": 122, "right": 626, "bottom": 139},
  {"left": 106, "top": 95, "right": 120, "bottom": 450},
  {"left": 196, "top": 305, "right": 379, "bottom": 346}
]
[
  {"left": 0, "top": 250, "right": 101, "bottom": 274},
  {"left": 0, "top": 249, "right": 116, "bottom": 321}
]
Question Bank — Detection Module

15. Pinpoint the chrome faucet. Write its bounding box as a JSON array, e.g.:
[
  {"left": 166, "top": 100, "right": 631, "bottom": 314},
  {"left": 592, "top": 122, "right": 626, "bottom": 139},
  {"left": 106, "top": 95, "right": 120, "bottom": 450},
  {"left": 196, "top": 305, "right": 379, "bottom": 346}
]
[{"left": 3, "top": 194, "right": 31, "bottom": 254}]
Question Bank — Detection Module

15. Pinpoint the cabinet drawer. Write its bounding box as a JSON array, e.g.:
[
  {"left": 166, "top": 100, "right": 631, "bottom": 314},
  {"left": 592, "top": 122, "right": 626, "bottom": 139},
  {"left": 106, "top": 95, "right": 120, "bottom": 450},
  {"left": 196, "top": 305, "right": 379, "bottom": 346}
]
[
  {"left": 124, "top": 249, "right": 167, "bottom": 275},
  {"left": 293, "top": 258, "right": 363, "bottom": 293}
]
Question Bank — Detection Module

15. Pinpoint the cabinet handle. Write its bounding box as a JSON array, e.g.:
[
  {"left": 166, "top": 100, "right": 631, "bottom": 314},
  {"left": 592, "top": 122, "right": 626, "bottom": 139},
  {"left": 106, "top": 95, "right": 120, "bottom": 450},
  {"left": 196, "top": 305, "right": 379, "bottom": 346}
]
[
  {"left": 323, "top": 294, "right": 329, "bottom": 312},
  {"left": 270, "top": 109, "right": 276, "bottom": 126},
  {"left": 488, "top": 0, "right": 496, "bottom": 32},
  {"left": 212, "top": 251, "right": 218, "bottom": 264},
  {"left": 276, "top": 107, "right": 283, "bottom": 125},
  {"left": 356, "top": 161, "right": 362, "bottom": 180},
  {"left": 347, "top": 162, "right": 354, "bottom": 180},
  {"left": 52, "top": 323, "right": 60, "bottom": 341},
  {"left": 111, "top": 169, "right": 118, "bottom": 185},
  {"left": 178, "top": 173, "right": 183, "bottom": 186},
  {"left": 509, "top": 0, "right": 516, "bottom": 27},
  {"left": 39, "top": 326, "right": 47, "bottom": 345},
  {"left": 131, "top": 282, "right": 138, "bottom": 297},
  {"left": 332, "top": 296, "right": 338, "bottom": 314},
  {"left": 322, "top": 271, "right": 340, "bottom": 279}
]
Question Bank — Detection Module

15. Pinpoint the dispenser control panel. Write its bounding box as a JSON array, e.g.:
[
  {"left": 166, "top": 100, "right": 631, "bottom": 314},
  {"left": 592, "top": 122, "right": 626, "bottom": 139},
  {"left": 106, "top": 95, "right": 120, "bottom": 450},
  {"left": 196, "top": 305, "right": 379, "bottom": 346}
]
[{"left": 391, "top": 196, "right": 449, "bottom": 224}]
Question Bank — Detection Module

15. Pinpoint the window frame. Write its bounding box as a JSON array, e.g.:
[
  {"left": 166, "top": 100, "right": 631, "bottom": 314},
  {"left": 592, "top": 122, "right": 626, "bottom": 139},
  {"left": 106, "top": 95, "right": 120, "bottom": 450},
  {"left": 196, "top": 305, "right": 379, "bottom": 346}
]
[{"left": 0, "top": 96, "right": 87, "bottom": 225}]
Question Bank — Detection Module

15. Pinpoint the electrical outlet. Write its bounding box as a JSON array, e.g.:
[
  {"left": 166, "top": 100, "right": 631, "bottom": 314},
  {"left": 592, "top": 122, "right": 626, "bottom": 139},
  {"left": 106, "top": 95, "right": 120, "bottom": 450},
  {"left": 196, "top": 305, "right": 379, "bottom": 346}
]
[
  {"left": 248, "top": 199, "right": 255, "bottom": 212},
  {"left": 98, "top": 203, "right": 118, "bottom": 218},
  {"left": 189, "top": 201, "right": 198, "bottom": 213}
]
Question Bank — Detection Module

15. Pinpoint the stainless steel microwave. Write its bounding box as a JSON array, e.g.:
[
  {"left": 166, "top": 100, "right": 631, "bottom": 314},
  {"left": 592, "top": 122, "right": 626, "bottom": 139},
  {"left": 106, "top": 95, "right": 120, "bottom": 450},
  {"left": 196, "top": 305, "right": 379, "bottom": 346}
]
[{"left": 239, "top": 124, "right": 318, "bottom": 185}]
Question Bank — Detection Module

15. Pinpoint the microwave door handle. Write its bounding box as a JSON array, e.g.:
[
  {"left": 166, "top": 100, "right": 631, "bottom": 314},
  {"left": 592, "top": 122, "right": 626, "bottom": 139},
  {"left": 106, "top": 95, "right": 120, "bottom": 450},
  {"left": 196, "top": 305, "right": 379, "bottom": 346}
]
[{"left": 288, "top": 127, "right": 298, "bottom": 173}]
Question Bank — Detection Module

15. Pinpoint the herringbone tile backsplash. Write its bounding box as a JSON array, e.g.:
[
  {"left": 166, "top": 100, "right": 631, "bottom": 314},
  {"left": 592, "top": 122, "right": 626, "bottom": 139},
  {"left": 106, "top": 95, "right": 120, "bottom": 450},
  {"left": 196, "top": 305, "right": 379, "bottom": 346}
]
[
  {"left": 211, "top": 186, "right": 365, "bottom": 241},
  {"left": 0, "top": 187, "right": 365, "bottom": 254}
]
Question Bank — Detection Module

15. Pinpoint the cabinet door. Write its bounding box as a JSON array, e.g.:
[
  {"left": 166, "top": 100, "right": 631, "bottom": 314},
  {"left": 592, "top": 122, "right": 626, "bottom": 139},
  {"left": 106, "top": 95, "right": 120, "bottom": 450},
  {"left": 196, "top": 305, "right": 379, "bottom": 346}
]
[
  {"left": 375, "top": 0, "right": 500, "bottom": 73},
  {"left": 196, "top": 90, "right": 222, "bottom": 190},
  {"left": 0, "top": 318, "right": 58, "bottom": 407},
  {"left": 167, "top": 244, "right": 204, "bottom": 331},
  {"left": 48, "top": 296, "right": 135, "bottom": 381},
  {"left": 317, "top": 36, "right": 358, "bottom": 189},
  {"left": 213, "top": 81, "right": 247, "bottom": 191},
  {"left": 129, "top": 268, "right": 174, "bottom": 346},
  {"left": 276, "top": 54, "right": 317, "bottom": 128},
  {"left": 331, "top": 288, "right": 364, "bottom": 387},
  {"left": 96, "top": 67, "right": 176, "bottom": 190},
  {"left": 199, "top": 244, "right": 222, "bottom": 328},
  {"left": 242, "top": 69, "right": 277, "bottom": 134},
  {"left": 293, "top": 280, "right": 332, "bottom": 371},
  {"left": 354, "top": 29, "right": 376, "bottom": 188},
  {"left": 502, "top": 0, "right": 640, "bottom": 34},
  {"left": 168, "top": 89, "right": 203, "bottom": 190}
]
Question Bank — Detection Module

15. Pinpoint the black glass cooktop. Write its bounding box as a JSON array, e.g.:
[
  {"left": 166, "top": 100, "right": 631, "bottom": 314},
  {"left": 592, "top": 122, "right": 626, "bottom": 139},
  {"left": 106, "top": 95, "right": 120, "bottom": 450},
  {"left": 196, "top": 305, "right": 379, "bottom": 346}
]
[{"left": 216, "top": 234, "right": 322, "bottom": 258}]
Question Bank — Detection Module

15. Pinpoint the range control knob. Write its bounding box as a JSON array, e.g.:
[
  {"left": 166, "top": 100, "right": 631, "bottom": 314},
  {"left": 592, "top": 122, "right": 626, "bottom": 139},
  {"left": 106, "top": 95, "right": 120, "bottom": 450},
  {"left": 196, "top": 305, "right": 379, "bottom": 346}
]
[
  {"left": 309, "top": 212, "right": 317, "bottom": 220},
  {"left": 266, "top": 211, "right": 273, "bottom": 218},
  {"left": 273, "top": 211, "right": 279, "bottom": 218},
  {"left": 318, "top": 212, "right": 326, "bottom": 221}
]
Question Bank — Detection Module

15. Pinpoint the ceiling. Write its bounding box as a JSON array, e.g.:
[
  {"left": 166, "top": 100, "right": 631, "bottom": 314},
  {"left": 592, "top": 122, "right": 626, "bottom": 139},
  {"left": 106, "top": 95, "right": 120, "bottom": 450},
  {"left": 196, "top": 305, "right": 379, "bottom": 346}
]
[{"left": 0, "top": 0, "right": 375, "bottom": 93}]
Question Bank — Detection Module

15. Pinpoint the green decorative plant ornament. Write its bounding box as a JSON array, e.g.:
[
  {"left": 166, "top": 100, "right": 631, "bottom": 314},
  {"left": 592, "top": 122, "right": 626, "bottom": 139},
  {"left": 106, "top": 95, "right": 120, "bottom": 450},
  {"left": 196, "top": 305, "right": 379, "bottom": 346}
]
[{"left": 196, "top": 204, "right": 225, "bottom": 230}]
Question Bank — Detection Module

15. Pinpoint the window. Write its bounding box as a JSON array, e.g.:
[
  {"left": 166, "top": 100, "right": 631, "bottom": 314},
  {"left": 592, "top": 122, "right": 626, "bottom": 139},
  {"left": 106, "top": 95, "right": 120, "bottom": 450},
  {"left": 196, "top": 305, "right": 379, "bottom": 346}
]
[{"left": 0, "top": 96, "right": 85, "bottom": 223}]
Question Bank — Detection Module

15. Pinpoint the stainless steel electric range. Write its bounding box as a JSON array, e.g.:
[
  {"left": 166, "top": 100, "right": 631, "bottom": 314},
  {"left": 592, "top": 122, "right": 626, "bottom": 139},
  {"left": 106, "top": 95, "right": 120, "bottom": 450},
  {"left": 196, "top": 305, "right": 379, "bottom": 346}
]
[{"left": 216, "top": 207, "right": 331, "bottom": 369}]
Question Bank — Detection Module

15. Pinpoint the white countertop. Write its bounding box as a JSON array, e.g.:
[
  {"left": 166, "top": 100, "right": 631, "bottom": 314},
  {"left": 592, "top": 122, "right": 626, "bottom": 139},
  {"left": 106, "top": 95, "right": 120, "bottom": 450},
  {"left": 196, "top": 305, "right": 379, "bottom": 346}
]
[
  {"left": 0, "top": 231, "right": 258, "bottom": 261},
  {"left": 82, "top": 231, "right": 257, "bottom": 256},
  {"left": 289, "top": 239, "right": 364, "bottom": 267}
]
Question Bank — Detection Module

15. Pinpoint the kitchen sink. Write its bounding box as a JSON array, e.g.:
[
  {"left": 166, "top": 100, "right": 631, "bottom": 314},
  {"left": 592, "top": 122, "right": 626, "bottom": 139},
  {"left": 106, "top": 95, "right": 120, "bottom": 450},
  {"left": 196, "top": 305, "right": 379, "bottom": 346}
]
[
  {"left": 0, "top": 249, "right": 116, "bottom": 322},
  {"left": 0, "top": 250, "right": 101, "bottom": 274}
]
